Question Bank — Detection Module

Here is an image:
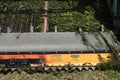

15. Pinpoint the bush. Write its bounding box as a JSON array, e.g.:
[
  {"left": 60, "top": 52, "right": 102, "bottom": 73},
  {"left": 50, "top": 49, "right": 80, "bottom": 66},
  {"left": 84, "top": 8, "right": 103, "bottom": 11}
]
[{"left": 97, "top": 60, "right": 120, "bottom": 71}]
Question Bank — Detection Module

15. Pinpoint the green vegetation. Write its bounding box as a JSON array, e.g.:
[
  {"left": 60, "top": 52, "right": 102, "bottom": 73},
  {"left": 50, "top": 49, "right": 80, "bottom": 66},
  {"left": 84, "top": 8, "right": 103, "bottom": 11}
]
[
  {"left": 49, "top": 6, "right": 100, "bottom": 32},
  {"left": 1, "top": 70, "right": 120, "bottom": 80},
  {"left": 97, "top": 60, "right": 120, "bottom": 71},
  {"left": 99, "top": 32, "right": 119, "bottom": 61},
  {"left": 96, "top": 32, "right": 120, "bottom": 71},
  {"left": 0, "top": 1, "right": 120, "bottom": 79},
  {"left": 0, "top": 0, "right": 112, "bottom": 32}
]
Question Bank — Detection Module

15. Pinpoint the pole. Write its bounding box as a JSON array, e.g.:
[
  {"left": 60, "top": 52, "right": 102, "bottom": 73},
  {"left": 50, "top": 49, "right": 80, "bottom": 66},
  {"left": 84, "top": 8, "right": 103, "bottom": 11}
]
[{"left": 42, "top": 0, "right": 48, "bottom": 32}]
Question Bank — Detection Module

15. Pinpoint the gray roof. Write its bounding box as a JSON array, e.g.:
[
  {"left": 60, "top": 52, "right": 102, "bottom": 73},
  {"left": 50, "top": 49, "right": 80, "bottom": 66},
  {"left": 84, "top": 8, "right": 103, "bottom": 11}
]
[{"left": 0, "top": 32, "right": 119, "bottom": 52}]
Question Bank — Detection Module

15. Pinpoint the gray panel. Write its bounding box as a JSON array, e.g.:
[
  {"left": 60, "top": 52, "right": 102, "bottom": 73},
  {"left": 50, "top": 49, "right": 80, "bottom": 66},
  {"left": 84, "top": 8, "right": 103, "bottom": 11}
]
[
  {"left": 85, "top": 33, "right": 109, "bottom": 51},
  {"left": 0, "top": 33, "right": 87, "bottom": 52},
  {"left": 101, "top": 32, "right": 119, "bottom": 50},
  {"left": 0, "top": 32, "right": 119, "bottom": 52}
]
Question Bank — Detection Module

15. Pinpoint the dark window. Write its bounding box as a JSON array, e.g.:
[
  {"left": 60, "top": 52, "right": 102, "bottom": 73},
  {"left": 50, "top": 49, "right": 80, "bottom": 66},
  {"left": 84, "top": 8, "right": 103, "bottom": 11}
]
[{"left": 116, "top": 0, "right": 120, "bottom": 16}]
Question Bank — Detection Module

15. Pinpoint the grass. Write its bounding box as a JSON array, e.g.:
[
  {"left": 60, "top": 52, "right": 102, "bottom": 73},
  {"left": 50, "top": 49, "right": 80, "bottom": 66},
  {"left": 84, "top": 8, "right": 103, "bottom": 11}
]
[{"left": 0, "top": 70, "right": 120, "bottom": 80}]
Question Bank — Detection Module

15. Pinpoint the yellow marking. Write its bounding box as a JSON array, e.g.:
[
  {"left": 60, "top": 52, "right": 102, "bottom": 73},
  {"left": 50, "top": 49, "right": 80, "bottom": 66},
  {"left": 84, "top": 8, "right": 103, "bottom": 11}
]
[{"left": 30, "top": 64, "right": 40, "bottom": 67}]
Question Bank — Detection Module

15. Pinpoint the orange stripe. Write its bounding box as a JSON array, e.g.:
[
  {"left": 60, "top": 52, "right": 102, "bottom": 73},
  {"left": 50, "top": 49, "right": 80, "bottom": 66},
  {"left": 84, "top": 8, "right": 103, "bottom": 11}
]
[{"left": 0, "top": 54, "right": 44, "bottom": 59}]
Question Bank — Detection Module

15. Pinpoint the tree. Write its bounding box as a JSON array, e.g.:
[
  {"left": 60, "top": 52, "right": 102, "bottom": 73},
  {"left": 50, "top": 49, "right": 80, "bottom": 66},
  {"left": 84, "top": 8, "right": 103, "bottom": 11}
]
[{"left": 0, "top": 0, "right": 112, "bottom": 32}]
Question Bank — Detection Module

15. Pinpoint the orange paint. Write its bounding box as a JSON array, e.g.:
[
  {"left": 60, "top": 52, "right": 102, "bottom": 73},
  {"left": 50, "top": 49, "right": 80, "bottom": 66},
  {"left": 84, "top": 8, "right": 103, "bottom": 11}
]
[
  {"left": 0, "top": 53, "right": 117, "bottom": 66},
  {"left": 0, "top": 54, "right": 44, "bottom": 59}
]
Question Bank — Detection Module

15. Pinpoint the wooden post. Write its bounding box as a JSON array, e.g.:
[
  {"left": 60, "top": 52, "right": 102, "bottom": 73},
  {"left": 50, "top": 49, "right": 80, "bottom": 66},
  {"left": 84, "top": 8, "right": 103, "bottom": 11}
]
[{"left": 42, "top": 0, "right": 49, "bottom": 32}]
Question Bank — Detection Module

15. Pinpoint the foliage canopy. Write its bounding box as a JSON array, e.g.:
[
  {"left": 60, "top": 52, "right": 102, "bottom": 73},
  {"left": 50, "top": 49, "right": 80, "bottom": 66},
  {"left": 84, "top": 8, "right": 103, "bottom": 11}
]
[{"left": 0, "top": 0, "right": 112, "bottom": 32}]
